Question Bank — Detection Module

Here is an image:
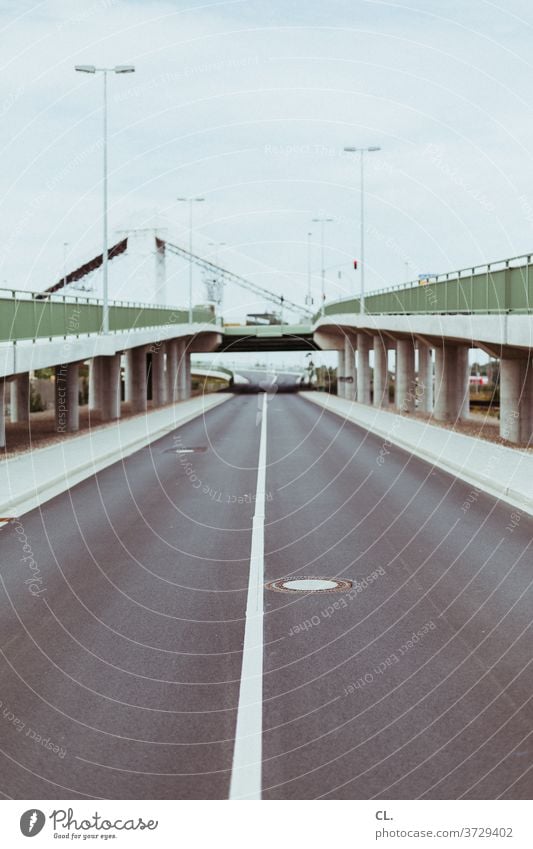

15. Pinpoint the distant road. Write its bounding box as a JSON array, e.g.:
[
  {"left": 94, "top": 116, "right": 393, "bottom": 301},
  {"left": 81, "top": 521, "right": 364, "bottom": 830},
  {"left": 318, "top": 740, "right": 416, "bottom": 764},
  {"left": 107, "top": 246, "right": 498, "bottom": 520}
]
[
  {"left": 232, "top": 369, "right": 303, "bottom": 392},
  {"left": 0, "top": 392, "right": 531, "bottom": 799}
]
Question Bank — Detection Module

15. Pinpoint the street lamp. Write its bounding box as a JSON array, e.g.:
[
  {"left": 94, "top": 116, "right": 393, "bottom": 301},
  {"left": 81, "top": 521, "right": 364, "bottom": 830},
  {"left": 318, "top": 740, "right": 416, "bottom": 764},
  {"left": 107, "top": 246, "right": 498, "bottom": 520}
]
[
  {"left": 306, "top": 231, "right": 313, "bottom": 306},
  {"left": 75, "top": 64, "right": 135, "bottom": 334},
  {"left": 63, "top": 242, "right": 69, "bottom": 290},
  {"left": 177, "top": 197, "right": 205, "bottom": 323},
  {"left": 312, "top": 217, "right": 334, "bottom": 316},
  {"left": 208, "top": 241, "right": 226, "bottom": 311},
  {"left": 344, "top": 145, "right": 381, "bottom": 314}
]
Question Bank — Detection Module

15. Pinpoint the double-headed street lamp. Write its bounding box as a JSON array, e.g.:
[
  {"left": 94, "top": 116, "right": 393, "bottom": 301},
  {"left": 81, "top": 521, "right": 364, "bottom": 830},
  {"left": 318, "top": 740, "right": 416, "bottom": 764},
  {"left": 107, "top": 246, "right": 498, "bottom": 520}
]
[
  {"left": 312, "top": 217, "right": 334, "bottom": 316},
  {"left": 344, "top": 145, "right": 381, "bottom": 315},
  {"left": 75, "top": 64, "right": 135, "bottom": 334},
  {"left": 177, "top": 197, "right": 205, "bottom": 323}
]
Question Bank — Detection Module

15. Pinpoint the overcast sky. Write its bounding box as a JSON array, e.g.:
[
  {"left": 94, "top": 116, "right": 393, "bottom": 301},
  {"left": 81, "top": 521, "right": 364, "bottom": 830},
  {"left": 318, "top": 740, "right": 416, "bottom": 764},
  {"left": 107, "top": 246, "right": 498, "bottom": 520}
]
[{"left": 2, "top": 0, "right": 533, "bottom": 323}]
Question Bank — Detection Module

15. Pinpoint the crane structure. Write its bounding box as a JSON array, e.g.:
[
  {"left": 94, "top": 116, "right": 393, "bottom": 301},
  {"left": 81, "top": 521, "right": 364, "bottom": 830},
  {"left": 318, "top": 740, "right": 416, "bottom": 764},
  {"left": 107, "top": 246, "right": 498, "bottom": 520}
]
[
  {"left": 41, "top": 232, "right": 313, "bottom": 321},
  {"left": 158, "top": 238, "right": 313, "bottom": 319}
]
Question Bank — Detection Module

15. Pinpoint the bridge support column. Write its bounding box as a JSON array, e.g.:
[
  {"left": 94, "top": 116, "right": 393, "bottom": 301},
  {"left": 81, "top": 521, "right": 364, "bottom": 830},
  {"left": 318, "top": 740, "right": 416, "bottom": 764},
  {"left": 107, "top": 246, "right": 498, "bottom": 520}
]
[
  {"left": 417, "top": 345, "right": 433, "bottom": 413},
  {"left": 456, "top": 345, "right": 470, "bottom": 419},
  {"left": 499, "top": 358, "right": 533, "bottom": 444},
  {"left": 89, "top": 357, "right": 103, "bottom": 411},
  {"left": 184, "top": 345, "right": 191, "bottom": 399},
  {"left": 10, "top": 373, "right": 30, "bottom": 422},
  {"left": 130, "top": 345, "right": 148, "bottom": 413},
  {"left": 433, "top": 343, "right": 469, "bottom": 422},
  {"left": 396, "top": 339, "right": 416, "bottom": 413},
  {"left": 356, "top": 333, "right": 371, "bottom": 405},
  {"left": 344, "top": 335, "right": 357, "bottom": 400},
  {"left": 373, "top": 336, "right": 388, "bottom": 408},
  {"left": 337, "top": 348, "right": 346, "bottom": 397},
  {"left": 55, "top": 362, "right": 79, "bottom": 432},
  {"left": 150, "top": 344, "right": 167, "bottom": 407},
  {"left": 0, "top": 380, "right": 5, "bottom": 448},
  {"left": 166, "top": 340, "right": 179, "bottom": 402},
  {"left": 100, "top": 355, "right": 121, "bottom": 421},
  {"left": 124, "top": 349, "right": 133, "bottom": 403},
  {"left": 177, "top": 339, "right": 189, "bottom": 401}
]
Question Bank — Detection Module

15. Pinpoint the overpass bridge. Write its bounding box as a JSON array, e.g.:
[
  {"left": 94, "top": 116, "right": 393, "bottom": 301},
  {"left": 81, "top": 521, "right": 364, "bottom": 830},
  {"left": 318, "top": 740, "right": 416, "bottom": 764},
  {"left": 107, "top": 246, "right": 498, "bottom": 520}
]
[
  {"left": 2, "top": 243, "right": 533, "bottom": 803},
  {"left": 217, "top": 324, "right": 316, "bottom": 352},
  {"left": 1, "top": 248, "right": 532, "bottom": 448}
]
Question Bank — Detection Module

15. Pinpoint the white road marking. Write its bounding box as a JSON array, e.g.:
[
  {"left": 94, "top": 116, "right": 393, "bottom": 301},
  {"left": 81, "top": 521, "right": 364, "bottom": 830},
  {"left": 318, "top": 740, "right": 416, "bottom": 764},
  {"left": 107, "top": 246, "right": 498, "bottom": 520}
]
[{"left": 229, "top": 392, "right": 267, "bottom": 800}]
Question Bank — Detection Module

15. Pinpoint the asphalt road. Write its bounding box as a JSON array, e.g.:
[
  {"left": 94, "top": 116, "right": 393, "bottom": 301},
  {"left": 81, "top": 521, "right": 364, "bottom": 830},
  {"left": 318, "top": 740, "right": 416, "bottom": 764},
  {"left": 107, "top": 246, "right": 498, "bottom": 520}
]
[
  {"left": 232, "top": 369, "right": 304, "bottom": 392},
  {"left": 0, "top": 391, "right": 532, "bottom": 800}
]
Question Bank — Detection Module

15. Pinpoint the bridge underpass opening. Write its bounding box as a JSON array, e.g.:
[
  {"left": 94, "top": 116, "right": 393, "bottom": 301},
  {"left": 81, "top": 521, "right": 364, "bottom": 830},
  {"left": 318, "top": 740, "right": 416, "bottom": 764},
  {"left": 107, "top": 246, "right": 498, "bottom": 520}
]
[{"left": 193, "top": 343, "right": 337, "bottom": 395}]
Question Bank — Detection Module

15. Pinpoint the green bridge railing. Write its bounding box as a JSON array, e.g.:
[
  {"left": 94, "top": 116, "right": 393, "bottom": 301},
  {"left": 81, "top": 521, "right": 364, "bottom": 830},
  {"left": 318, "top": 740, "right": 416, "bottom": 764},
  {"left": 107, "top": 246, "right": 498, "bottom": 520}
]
[
  {"left": 316, "top": 252, "right": 533, "bottom": 321},
  {"left": 0, "top": 288, "right": 216, "bottom": 343}
]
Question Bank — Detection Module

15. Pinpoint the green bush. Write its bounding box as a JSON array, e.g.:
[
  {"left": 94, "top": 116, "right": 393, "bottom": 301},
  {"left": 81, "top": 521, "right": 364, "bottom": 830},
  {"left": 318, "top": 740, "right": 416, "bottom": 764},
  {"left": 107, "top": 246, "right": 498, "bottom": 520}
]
[{"left": 30, "top": 385, "right": 45, "bottom": 413}]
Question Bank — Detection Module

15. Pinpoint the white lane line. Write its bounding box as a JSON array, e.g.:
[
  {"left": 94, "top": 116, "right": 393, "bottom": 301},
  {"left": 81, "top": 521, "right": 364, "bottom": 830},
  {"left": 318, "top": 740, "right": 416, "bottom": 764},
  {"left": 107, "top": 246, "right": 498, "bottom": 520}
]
[{"left": 229, "top": 392, "right": 267, "bottom": 800}]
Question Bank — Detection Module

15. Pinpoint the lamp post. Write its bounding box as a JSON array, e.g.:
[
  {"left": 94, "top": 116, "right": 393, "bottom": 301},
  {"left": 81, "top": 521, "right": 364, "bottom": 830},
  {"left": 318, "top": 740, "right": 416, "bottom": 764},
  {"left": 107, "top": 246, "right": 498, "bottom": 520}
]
[
  {"left": 343, "top": 145, "right": 381, "bottom": 314},
  {"left": 312, "top": 217, "right": 334, "bottom": 316},
  {"left": 75, "top": 64, "right": 135, "bottom": 334},
  {"left": 63, "top": 242, "right": 69, "bottom": 290},
  {"left": 208, "top": 241, "right": 226, "bottom": 311},
  {"left": 177, "top": 197, "right": 205, "bottom": 323},
  {"left": 306, "top": 231, "right": 313, "bottom": 306}
]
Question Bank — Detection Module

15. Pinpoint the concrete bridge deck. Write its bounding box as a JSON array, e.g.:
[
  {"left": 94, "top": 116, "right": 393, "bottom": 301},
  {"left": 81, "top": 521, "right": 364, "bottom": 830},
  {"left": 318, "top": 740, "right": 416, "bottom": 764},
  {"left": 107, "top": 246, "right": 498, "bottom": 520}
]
[{"left": 1, "top": 249, "right": 533, "bottom": 448}]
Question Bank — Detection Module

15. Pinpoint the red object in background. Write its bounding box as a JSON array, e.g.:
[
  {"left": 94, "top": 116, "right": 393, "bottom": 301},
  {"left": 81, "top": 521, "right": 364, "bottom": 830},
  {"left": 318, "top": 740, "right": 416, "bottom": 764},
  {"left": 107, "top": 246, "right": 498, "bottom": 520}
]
[{"left": 353, "top": 260, "right": 358, "bottom": 269}]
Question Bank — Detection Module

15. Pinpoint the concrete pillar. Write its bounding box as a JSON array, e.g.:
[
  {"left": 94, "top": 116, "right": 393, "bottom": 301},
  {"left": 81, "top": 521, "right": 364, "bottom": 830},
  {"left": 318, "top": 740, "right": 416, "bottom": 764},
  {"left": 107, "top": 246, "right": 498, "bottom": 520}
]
[
  {"left": 500, "top": 358, "right": 533, "bottom": 444},
  {"left": 10, "top": 373, "right": 30, "bottom": 423},
  {"left": 184, "top": 344, "right": 191, "bottom": 399},
  {"left": 177, "top": 339, "right": 187, "bottom": 401},
  {"left": 433, "top": 343, "right": 470, "bottom": 422},
  {"left": 150, "top": 344, "right": 167, "bottom": 407},
  {"left": 89, "top": 357, "right": 103, "bottom": 411},
  {"left": 100, "top": 354, "right": 121, "bottom": 421},
  {"left": 337, "top": 348, "right": 346, "bottom": 398},
  {"left": 130, "top": 345, "right": 148, "bottom": 413},
  {"left": 0, "top": 380, "right": 5, "bottom": 449},
  {"left": 356, "top": 333, "right": 371, "bottom": 405},
  {"left": 55, "top": 363, "right": 79, "bottom": 433},
  {"left": 456, "top": 345, "right": 470, "bottom": 419},
  {"left": 344, "top": 335, "right": 357, "bottom": 401},
  {"left": 522, "top": 362, "right": 533, "bottom": 445},
  {"left": 417, "top": 345, "right": 433, "bottom": 414},
  {"left": 124, "top": 349, "right": 133, "bottom": 403},
  {"left": 66, "top": 363, "right": 80, "bottom": 431},
  {"left": 166, "top": 340, "right": 178, "bottom": 402},
  {"left": 373, "top": 336, "right": 389, "bottom": 408},
  {"left": 434, "top": 346, "right": 448, "bottom": 420},
  {"left": 396, "top": 339, "right": 416, "bottom": 413}
]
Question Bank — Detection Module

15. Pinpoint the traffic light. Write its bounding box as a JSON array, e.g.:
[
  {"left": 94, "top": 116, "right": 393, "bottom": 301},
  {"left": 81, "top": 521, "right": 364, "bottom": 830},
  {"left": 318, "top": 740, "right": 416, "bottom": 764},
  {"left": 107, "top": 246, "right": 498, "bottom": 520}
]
[{"left": 353, "top": 260, "right": 358, "bottom": 269}]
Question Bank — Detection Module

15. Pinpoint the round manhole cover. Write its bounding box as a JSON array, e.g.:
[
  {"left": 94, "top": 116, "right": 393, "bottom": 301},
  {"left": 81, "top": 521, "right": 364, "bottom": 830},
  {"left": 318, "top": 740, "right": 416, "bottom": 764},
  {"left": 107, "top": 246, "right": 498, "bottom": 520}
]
[
  {"left": 266, "top": 577, "right": 352, "bottom": 593},
  {"left": 163, "top": 446, "right": 208, "bottom": 454}
]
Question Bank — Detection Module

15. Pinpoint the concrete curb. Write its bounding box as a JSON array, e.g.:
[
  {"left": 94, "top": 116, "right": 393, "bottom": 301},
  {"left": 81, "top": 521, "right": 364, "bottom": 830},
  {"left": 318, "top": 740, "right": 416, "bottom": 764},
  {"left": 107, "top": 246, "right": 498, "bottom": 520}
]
[
  {"left": 0, "top": 393, "right": 231, "bottom": 519},
  {"left": 300, "top": 392, "right": 533, "bottom": 517}
]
